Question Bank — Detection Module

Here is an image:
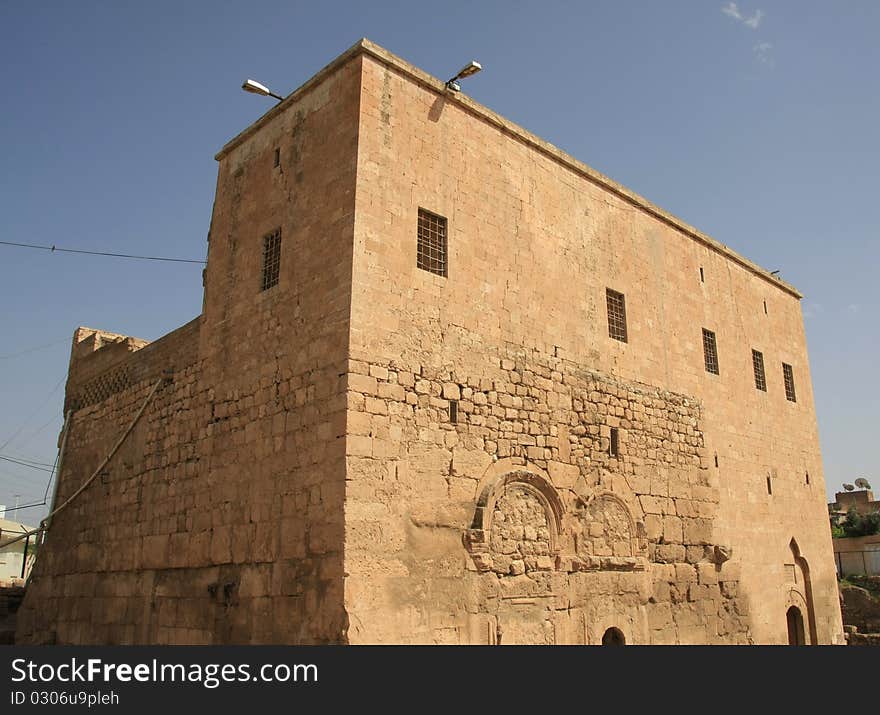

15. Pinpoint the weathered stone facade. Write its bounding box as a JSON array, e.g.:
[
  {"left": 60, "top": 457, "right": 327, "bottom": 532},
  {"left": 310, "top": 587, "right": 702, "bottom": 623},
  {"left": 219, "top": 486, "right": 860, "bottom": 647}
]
[{"left": 17, "top": 40, "right": 844, "bottom": 644}]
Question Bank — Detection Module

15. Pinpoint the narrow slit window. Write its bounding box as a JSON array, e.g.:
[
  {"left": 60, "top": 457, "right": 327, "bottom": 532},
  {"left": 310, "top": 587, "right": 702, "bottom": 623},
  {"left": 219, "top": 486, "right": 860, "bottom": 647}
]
[
  {"left": 782, "top": 363, "right": 797, "bottom": 402},
  {"left": 714, "top": 453, "right": 719, "bottom": 468},
  {"left": 606, "top": 289, "right": 628, "bottom": 343},
  {"left": 702, "top": 328, "right": 719, "bottom": 375},
  {"left": 763, "top": 300, "right": 768, "bottom": 315},
  {"left": 609, "top": 427, "right": 619, "bottom": 457},
  {"left": 449, "top": 400, "right": 458, "bottom": 424},
  {"left": 699, "top": 266, "right": 704, "bottom": 283},
  {"left": 417, "top": 208, "right": 447, "bottom": 277},
  {"left": 805, "top": 472, "right": 810, "bottom": 485},
  {"left": 752, "top": 349, "right": 767, "bottom": 391},
  {"left": 273, "top": 147, "right": 280, "bottom": 168},
  {"left": 261, "top": 228, "right": 282, "bottom": 291},
  {"left": 766, "top": 475, "right": 773, "bottom": 495}
]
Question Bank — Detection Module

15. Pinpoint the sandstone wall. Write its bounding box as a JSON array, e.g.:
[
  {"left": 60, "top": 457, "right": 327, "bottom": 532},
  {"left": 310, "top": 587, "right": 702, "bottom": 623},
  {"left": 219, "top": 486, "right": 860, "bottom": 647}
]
[
  {"left": 345, "top": 49, "right": 843, "bottom": 643},
  {"left": 17, "top": 54, "right": 363, "bottom": 644},
  {"left": 343, "top": 352, "right": 750, "bottom": 643}
]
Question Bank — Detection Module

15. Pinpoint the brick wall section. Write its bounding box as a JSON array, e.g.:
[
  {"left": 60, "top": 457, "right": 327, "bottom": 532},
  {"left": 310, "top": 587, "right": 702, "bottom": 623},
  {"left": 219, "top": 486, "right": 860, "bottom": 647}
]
[
  {"left": 347, "top": 48, "right": 842, "bottom": 643},
  {"left": 16, "top": 54, "right": 362, "bottom": 644}
]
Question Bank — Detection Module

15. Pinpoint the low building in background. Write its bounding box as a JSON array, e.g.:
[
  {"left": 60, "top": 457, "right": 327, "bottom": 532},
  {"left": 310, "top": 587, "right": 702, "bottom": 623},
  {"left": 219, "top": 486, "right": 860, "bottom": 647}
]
[
  {"left": 0, "top": 516, "right": 38, "bottom": 586},
  {"left": 834, "top": 535, "right": 880, "bottom": 578},
  {"left": 831, "top": 488, "right": 879, "bottom": 517}
]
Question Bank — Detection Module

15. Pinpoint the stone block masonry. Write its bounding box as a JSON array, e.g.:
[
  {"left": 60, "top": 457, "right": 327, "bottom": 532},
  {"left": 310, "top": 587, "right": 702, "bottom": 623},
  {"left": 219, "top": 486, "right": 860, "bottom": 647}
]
[
  {"left": 342, "top": 348, "right": 750, "bottom": 644},
  {"left": 17, "top": 39, "right": 844, "bottom": 644}
]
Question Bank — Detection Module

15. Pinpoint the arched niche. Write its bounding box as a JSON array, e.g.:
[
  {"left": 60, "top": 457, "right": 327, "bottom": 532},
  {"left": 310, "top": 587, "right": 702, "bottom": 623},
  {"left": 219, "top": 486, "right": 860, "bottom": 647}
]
[
  {"left": 465, "top": 470, "right": 563, "bottom": 573},
  {"left": 574, "top": 492, "right": 644, "bottom": 560},
  {"left": 787, "top": 538, "right": 818, "bottom": 645}
]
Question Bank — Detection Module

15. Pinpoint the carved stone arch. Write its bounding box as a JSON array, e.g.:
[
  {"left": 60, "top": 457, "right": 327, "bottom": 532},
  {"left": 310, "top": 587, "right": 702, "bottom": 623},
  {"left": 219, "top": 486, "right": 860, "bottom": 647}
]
[
  {"left": 787, "top": 538, "right": 817, "bottom": 645},
  {"left": 472, "top": 470, "right": 563, "bottom": 544},
  {"left": 465, "top": 469, "right": 563, "bottom": 573},
  {"left": 575, "top": 492, "right": 644, "bottom": 560}
]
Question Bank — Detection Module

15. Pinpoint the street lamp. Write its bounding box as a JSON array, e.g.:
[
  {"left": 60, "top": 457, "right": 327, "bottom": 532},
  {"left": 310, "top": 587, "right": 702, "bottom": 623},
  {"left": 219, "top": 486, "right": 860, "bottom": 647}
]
[
  {"left": 241, "top": 79, "right": 284, "bottom": 103},
  {"left": 445, "top": 60, "right": 482, "bottom": 92}
]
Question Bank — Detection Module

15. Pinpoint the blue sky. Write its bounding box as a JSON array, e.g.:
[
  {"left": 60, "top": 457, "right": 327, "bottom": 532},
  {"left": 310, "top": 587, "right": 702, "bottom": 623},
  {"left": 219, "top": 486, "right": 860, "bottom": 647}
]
[{"left": 1, "top": 1, "right": 877, "bottom": 523}]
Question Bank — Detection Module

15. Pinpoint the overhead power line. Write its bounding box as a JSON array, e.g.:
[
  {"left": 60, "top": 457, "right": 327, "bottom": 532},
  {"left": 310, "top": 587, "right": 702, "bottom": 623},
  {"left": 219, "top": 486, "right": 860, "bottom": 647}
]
[
  {"left": 0, "top": 499, "right": 48, "bottom": 515},
  {"left": 0, "top": 455, "right": 55, "bottom": 473},
  {"left": 0, "top": 240, "right": 206, "bottom": 265},
  {"left": 1, "top": 453, "right": 55, "bottom": 468},
  {"left": 0, "top": 374, "right": 66, "bottom": 451},
  {"left": 0, "top": 337, "right": 69, "bottom": 361}
]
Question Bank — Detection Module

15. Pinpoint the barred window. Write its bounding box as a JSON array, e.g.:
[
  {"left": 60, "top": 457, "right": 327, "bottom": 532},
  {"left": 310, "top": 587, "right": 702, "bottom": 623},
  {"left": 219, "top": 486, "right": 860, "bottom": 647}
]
[
  {"left": 752, "top": 349, "right": 767, "bottom": 391},
  {"left": 782, "top": 363, "right": 797, "bottom": 402},
  {"left": 417, "top": 208, "right": 447, "bottom": 277},
  {"left": 702, "top": 328, "right": 719, "bottom": 375},
  {"left": 606, "top": 289, "right": 628, "bottom": 343},
  {"left": 261, "top": 228, "right": 282, "bottom": 291}
]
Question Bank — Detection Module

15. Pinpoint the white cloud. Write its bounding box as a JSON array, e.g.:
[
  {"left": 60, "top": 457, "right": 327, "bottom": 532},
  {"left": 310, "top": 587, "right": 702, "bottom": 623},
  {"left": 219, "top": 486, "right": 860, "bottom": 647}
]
[
  {"left": 721, "top": 2, "right": 764, "bottom": 30},
  {"left": 722, "top": 2, "right": 743, "bottom": 20},
  {"left": 744, "top": 10, "right": 765, "bottom": 29},
  {"left": 753, "top": 42, "right": 773, "bottom": 64}
]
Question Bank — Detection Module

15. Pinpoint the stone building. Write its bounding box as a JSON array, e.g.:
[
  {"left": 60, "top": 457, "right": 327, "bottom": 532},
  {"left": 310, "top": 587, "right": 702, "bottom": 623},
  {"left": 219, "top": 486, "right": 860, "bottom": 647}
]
[{"left": 17, "top": 40, "right": 844, "bottom": 645}]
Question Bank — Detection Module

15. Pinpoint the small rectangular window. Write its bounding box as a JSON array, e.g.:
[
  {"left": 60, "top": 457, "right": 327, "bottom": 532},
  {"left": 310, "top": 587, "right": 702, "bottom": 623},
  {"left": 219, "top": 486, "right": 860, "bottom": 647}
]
[
  {"left": 449, "top": 400, "right": 458, "bottom": 424},
  {"left": 752, "top": 349, "right": 767, "bottom": 391},
  {"left": 606, "top": 289, "right": 628, "bottom": 343},
  {"left": 273, "top": 147, "right": 280, "bottom": 167},
  {"left": 702, "top": 328, "right": 719, "bottom": 375},
  {"left": 609, "top": 427, "right": 619, "bottom": 457},
  {"left": 417, "top": 208, "right": 447, "bottom": 277},
  {"left": 261, "top": 228, "right": 282, "bottom": 291},
  {"left": 782, "top": 363, "right": 797, "bottom": 402}
]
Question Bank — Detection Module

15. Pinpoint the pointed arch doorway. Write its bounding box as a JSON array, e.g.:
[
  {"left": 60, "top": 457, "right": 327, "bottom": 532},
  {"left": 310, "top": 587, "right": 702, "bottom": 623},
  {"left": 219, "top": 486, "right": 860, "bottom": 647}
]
[{"left": 786, "top": 606, "right": 806, "bottom": 645}]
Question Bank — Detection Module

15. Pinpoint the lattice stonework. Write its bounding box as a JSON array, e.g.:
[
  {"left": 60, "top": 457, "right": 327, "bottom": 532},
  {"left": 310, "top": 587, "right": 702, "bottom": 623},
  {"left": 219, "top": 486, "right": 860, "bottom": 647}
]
[
  {"left": 605, "top": 289, "right": 628, "bottom": 342},
  {"left": 71, "top": 366, "right": 132, "bottom": 410},
  {"left": 416, "top": 208, "right": 447, "bottom": 277},
  {"left": 782, "top": 363, "right": 797, "bottom": 402},
  {"left": 702, "top": 328, "right": 719, "bottom": 375},
  {"left": 752, "top": 349, "right": 767, "bottom": 391},
  {"left": 261, "top": 228, "right": 282, "bottom": 291}
]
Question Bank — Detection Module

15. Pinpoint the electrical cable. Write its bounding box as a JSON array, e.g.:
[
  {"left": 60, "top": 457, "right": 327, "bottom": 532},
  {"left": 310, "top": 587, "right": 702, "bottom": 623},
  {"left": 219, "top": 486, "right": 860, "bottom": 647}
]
[
  {"left": 0, "top": 337, "right": 69, "bottom": 361},
  {"left": 0, "top": 453, "right": 55, "bottom": 468},
  {"left": 0, "top": 377, "right": 164, "bottom": 549},
  {"left": 0, "top": 374, "right": 65, "bottom": 451},
  {"left": 0, "top": 240, "right": 206, "bottom": 264},
  {"left": 0, "top": 455, "right": 55, "bottom": 473}
]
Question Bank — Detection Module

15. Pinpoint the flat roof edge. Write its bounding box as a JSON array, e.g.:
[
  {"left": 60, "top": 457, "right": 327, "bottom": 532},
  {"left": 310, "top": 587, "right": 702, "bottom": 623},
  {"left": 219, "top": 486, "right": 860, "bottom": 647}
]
[
  {"left": 214, "top": 38, "right": 370, "bottom": 162},
  {"left": 216, "top": 38, "right": 802, "bottom": 299}
]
